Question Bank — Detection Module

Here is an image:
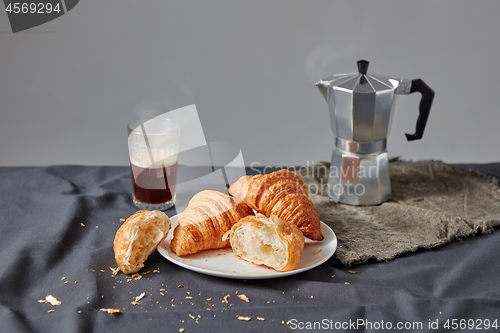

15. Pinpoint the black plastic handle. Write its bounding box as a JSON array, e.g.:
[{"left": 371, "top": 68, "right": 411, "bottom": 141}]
[{"left": 405, "top": 78, "right": 435, "bottom": 141}]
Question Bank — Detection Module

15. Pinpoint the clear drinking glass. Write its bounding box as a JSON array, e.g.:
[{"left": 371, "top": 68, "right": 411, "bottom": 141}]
[{"left": 127, "top": 118, "right": 180, "bottom": 210}]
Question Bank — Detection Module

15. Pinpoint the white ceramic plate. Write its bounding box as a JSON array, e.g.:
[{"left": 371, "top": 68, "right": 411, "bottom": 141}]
[{"left": 157, "top": 214, "right": 337, "bottom": 279}]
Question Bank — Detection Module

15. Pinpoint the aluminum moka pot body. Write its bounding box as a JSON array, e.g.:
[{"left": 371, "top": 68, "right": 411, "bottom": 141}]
[{"left": 316, "top": 60, "right": 434, "bottom": 205}]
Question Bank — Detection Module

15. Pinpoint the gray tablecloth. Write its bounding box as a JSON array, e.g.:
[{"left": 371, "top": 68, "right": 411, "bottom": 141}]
[{"left": 0, "top": 164, "right": 499, "bottom": 332}]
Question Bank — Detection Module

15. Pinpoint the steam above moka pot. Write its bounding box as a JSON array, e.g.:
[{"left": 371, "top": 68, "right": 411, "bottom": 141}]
[{"left": 316, "top": 60, "right": 435, "bottom": 205}]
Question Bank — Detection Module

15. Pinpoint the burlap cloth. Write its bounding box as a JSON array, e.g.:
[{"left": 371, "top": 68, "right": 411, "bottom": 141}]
[{"left": 298, "top": 160, "right": 500, "bottom": 266}]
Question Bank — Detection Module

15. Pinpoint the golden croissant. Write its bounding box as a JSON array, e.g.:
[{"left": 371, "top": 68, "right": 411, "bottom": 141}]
[
  {"left": 229, "top": 169, "right": 324, "bottom": 241},
  {"left": 114, "top": 210, "right": 171, "bottom": 274},
  {"left": 170, "top": 190, "right": 254, "bottom": 256},
  {"left": 223, "top": 214, "right": 305, "bottom": 272}
]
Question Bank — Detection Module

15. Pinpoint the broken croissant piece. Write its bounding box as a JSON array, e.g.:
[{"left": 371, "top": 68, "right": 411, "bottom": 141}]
[
  {"left": 114, "top": 210, "right": 171, "bottom": 274},
  {"left": 223, "top": 214, "right": 305, "bottom": 272},
  {"left": 170, "top": 190, "right": 254, "bottom": 256},
  {"left": 229, "top": 169, "right": 324, "bottom": 241}
]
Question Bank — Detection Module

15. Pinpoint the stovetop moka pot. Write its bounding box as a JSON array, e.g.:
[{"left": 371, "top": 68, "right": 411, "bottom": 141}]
[{"left": 316, "top": 60, "right": 435, "bottom": 205}]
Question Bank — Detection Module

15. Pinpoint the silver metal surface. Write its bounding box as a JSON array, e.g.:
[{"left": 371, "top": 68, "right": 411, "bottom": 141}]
[
  {"left": 335, "top": 137, "right": 386, "bottom": 154},
  {"left": 316, "top": 72, "right": 406, "bottom": 142},
  {"left": 395, "top": 78, "right": 412, "bottom": 95},
  {"left": 316, "top": 61, "right": 413, "bottom": 205},
  {"left": 328, "top": 147, "right": 391, "bottom": 206}
]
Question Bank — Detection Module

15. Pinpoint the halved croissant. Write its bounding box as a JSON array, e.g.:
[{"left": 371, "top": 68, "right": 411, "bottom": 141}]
[
  {"left": 170, "top": 190, "right": 254, "bottom": 256},
  {"left": 223, "top": 214, "right": 305, "bottom": 272},
  {"left": 229, "top": 169, "right": 324, "bottom": 241},
  {"left": 114, "top": 210, "right": 171, "bottom": 274}
]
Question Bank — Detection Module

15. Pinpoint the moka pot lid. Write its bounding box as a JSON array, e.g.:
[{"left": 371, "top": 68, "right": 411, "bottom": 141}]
[{"left": 320, "top": 60, "right": 399, "bottom": 94}]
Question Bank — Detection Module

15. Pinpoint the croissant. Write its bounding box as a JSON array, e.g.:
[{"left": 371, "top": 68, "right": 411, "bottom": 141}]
[
  {"left": 170, "top": 190, "right": 254, "bottom": 256},
  {"left": 114, "top": 210, "right": 171, "bottom": 274},
  {"left": 223, "top": 214, "right": 304, "bottom": 272},
  {"left": 229, "top": 169, "right": 324, "bottom": 241}
]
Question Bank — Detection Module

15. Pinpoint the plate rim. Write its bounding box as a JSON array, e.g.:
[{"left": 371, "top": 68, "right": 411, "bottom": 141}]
[{"left": 157, "top": 213, "right": 337, "bottom": 279}]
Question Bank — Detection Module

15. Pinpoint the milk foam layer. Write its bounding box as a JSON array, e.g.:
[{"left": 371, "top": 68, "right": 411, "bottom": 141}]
[
  {"left": 129, "top": 145, "right": 178, "bottom": 169},
  {"left": 128, "top": 120, "right": 180, "bottom": 169}
]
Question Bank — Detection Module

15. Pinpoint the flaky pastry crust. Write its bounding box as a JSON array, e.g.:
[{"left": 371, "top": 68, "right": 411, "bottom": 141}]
[
  {"left": 229, "top": 169, "right": 324, "bottom": 241},
  {"left": 114, "top": 210, "right": 171, "bottom": 274},
  {"left": 170, "top": 190, "right": 254, "bottom": 256},
  {"left": 223, "top": 214, "right": 305, "bottom": 272}
]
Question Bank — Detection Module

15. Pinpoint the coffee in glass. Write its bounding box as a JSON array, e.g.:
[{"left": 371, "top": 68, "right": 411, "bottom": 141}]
[{"left": 127, "top": 118, "right": 180, "bottom": 210}]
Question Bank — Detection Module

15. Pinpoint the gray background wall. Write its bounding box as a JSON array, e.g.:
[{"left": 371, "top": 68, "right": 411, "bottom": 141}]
[{"left": 1, "top": 1, "right": 499, "bottom": 167}]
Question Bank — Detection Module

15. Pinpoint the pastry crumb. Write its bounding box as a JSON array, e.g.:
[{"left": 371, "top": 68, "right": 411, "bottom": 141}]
[
  {"left": 177, "top": 285, "right": 184, "bottom": 288},
  {"left": 257, "top": 317, "right": 265, "bottom": 321},
  {"left": 39, "top": 295, "right": 61, "bottom": 306},
  {"left": 100, "top": 308, "right": 121, "bottom": 314},
  {"left": 314, "top": 248, "right": 322, "bottom": 255},
  {"left": 237, "top": 294, "right": 250, "bottom": 302},
  {"left": 236, "top": 315, "right": 251, "bottom": 321},
  {"left": 345, "top": 282, "right": 350, "bottom": 284},
  {"left": 110, "top": 267, "right": 120, "bottom": 276},
  {"left": 179, "top": 329, "right": 185, "bottom": 332},
  {"left": 61, "top": 277, "right": 66, "bottom": 281},
  {"left": 47, "top": 309, "right": 55, "bottom": 313},
  {"left": 131, "top": 301, "right": 140, "bottom": 306},
  {"left": 135, "top": 292, "right": 146, "bottom": 302},
  {"left": 348, "top": 270, "right": 356, "bottom": 274},
  {"left": 120, "top": 218, "right": 125, "bottom": 222},
  {"left": 222, "top": 294, "right": 230, "bottom": 303}
]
